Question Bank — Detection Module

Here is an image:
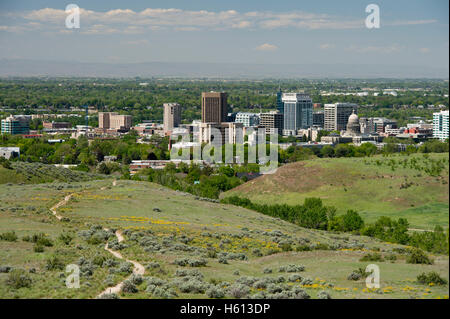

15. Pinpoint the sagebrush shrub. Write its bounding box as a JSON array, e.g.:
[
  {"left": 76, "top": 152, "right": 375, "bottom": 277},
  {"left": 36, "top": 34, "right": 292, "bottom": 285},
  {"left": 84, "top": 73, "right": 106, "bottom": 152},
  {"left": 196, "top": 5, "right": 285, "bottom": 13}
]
[
  {"left": 33, "top": 244, "right": 44, "bottom": 253},
  {"left": 0, "top": 231, "right": 18, "bottom": 242},
  {"left": 263, "top": 268, "right": 272, "bottom": 274},
  {"left": 0, "top": 266, "right": 12, "bottom": 273},
  {"left": 347, "top": 272, "right": 362, "bottom": 281},
  {"left": 406, "top": 249, "right": 433, "bottom": 265},
  {"left": 45, "top": 256, "right": 64, "bottom": 271},
  {"left": 115, "top": 262, "right": 133, "bottom": 274},
  {"left": 206, "top": 286, "right": 225, "bottom": 299},
  {"left": 6, "top": 269, "right": 32, "bottom": 289},
  {"left": 417, "top": 272, "right": 448, "bottom": 286},
  {"left": 279, "top": 264, "right": 305, "bottom": 273},
  {"left": 121, "top": 280, "right": 138, "bottom": 293},
  {"left": 228, "top": 283, "right": 250, "bottom": 298},
  {"left": 359, "top": 252, "right": 384, "bottom": 262},
  {"left": 146, "top": 276, "right": 167, "bottom": 286},
  {"left": 288, "top": 274, "right": 303, "bottom": 282},
  {"left": 130, "top": 274, "right": 144, "bottom": 285},
  {"left": 179, "top": 279, "right": 207, "bottom": 294},
  {"left": 317, "top": 290, "right": 332, "bottom": 299}
]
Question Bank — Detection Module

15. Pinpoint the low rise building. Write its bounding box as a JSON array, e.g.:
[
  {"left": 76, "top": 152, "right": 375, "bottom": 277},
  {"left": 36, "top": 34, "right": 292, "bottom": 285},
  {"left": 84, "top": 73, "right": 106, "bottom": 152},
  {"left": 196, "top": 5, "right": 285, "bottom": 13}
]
[
  {"left": 43, "top": 121, "right": 72, "bottom": 129},
  {"left": 374, "top": 118, "right": 397, "bottom": 133},
  {"left": 235, "top": 112, "right": 260, "bottom": 127},
  {"left": 198, "top": 122, "right": 244, "bottom": 147},
  {"left": 297, "top": 127, "right": 324, "bottom": 142},
  {"left": 1, "top": 115, "right": 30, "bottom": 135},
  {"left": 129, "top": 160, "right": 206, "bottom": 174},
  {"left": 0, "top": 147, "right": 20, "bottom": 159}
]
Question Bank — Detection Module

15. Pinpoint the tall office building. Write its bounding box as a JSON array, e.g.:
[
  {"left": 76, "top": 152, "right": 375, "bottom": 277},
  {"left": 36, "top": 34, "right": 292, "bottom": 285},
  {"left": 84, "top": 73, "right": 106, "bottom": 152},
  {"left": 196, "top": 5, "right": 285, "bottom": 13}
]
[
  {"left": 260, "top": 112, "right": 283, "bottom": 135},
  {"left": 163, "top": 103, "right": 181, "bottom": 133},
  {"left": 282, "top": 93, "right": 313, "bottom": 135},
  {"left": 1, "top": 115, "right": 30, "bottom": 135},
  {"left": 98, "top": 112, "right": 132, "bottom": 131},
  {"left": 276, "top": 87, "right": 284, "bottom": 114},
  {"left": 201, "top": 92, "right": 228, "bottom": 123},
  {"left": 433, "top": 110, "right": 449, "bottom": 141},
  {"left": 324, "top": 103, "right": 357, "bottom": 131}
]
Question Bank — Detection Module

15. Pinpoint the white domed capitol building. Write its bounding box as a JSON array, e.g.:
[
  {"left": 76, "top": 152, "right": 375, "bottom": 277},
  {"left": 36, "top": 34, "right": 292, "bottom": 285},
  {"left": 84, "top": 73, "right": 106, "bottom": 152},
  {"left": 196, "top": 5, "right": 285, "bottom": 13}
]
[
  {"left": 344, "top": 110, "right": 361, "bottom": 136},
  {"left": 321, "top": 109, "right": 382, "bottom": 145}
]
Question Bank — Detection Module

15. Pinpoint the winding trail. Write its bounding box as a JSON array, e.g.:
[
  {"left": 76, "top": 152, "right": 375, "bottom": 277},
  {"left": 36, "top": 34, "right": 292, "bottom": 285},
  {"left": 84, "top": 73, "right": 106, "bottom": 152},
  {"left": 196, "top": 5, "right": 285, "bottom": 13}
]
[
  {"left": 50, "top": 194, "right": 73, "bottom": 220},
  {"left": 97, "top": 229, "right": 145, "bottom": 298},
  {"left": 49, "top": 179, "right": 145, "bottom": 298}
]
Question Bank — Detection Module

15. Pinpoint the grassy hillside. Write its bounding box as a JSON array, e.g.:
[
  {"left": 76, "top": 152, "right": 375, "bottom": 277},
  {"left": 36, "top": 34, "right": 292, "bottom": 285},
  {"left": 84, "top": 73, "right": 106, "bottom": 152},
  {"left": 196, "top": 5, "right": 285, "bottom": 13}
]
[
  {"left": 223, "top": 153, "right": 449, "bottom": 230},
  {"left": 0, "top": 162, "right": 106, "bottom": 184},
  {"left": 0, "top": 180, "right": 448, "bottom": 299}
]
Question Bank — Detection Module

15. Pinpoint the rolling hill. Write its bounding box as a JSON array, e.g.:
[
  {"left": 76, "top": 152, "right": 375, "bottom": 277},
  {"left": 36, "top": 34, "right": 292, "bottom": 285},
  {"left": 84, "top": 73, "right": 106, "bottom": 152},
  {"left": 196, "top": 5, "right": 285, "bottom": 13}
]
[
  {"left": 0, "top": 179, "right": 448, "bottom": 299},
  {"left": 0, "top": 162, "right": 106, "bottom": 185},
  {"left": 222, "top": 153, "right": 449, "bottom": 230}
]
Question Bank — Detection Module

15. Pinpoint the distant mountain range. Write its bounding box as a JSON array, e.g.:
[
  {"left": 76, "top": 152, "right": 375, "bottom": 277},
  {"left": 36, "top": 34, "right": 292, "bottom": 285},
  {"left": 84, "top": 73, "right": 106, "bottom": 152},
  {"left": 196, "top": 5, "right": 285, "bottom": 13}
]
[{"left": 0, "top": 59, "right": 448, "bottom": 79}]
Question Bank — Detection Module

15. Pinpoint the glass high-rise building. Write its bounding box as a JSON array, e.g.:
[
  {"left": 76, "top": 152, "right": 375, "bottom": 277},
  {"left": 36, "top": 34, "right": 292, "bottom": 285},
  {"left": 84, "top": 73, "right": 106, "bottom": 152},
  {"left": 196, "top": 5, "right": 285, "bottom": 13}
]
[
  {"left": 276, "top": 87, "right": 284, "bottom": 114},
  {"left": 282, "top": 93, "right": 313, "bottom": 135},
  {"left": 324, "top": 103, "right": 357, "bottom": 131}
]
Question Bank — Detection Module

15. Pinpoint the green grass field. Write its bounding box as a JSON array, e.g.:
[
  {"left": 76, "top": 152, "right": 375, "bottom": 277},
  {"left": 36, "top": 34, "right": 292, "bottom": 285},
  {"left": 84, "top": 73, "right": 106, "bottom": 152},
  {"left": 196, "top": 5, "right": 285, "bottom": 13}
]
[
  {"left": 0, "top": 179, "right": 448, "bottom": 299},
  {"left": 223, "top": 153, "right": 449, "bottom": 230}
]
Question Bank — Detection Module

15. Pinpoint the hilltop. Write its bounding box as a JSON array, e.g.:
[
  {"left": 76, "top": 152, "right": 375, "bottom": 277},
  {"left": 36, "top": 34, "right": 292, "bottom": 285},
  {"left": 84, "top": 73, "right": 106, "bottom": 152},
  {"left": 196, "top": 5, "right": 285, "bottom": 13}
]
[
  {"left": 223, "top": 153, "right": 449, "bottom": 230},
  {"left": 0, "top": 179, "right": 448, "bottom": 299},
  {"left": 0, "top": 162, "right": 107, "bottom": 185}
]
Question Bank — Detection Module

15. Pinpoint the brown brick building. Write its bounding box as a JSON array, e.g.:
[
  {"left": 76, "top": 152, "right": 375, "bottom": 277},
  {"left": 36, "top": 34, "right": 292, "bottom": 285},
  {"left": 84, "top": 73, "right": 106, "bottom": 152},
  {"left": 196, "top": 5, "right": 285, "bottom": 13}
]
[
  {"left": 201, "top": 92, "right": 228, "bottom": 123},
  {"left": 43, "top": 121, "right": 72, "bottom": 129}
]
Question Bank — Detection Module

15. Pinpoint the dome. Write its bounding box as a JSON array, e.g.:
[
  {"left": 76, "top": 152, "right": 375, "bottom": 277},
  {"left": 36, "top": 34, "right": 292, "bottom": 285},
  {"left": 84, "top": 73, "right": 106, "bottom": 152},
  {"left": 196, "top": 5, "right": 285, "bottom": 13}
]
[
  {"left": 346, "top": 110, "right": 361, "bottom": 135},
  {"left": 348, "top": 110, "right": 359, "bottom": 124}
]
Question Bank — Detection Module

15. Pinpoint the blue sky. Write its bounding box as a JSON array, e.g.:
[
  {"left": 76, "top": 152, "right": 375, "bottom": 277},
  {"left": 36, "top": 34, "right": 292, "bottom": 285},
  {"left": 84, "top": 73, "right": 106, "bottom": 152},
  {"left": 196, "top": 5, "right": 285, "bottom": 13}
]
[{"left": 0, "top": 0, "right": 448, "bottom": 70}]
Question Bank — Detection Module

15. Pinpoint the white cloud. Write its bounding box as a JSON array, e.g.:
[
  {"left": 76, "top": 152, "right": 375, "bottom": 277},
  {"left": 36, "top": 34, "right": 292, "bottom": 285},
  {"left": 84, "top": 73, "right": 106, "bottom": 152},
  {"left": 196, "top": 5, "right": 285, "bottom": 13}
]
[
  {"left": 255, "top": 43, "right": 278, "bottom": 51},
  {"left": 386, "top": 19, "right": 437, "bottom": 26},
  {"left": 319, "top": 43, "right": 335, "bottom": 50},
  {"left": 232, "top": 21, "right": 251, "bottom": 29},
  {"left": 0, "top": 7, "right": 436, "bottom": 35}
]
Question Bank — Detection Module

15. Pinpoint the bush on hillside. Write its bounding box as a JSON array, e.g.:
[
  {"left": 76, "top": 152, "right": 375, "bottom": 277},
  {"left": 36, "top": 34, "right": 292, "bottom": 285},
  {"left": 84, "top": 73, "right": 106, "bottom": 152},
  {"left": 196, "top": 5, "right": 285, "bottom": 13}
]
[
  {"left": 406, "top": 248, "right": 433, "bottom": 265},
  {"left": 359, "top": 253, "right": 384, "bottom": 262},
  {"left": 0, "top": 231, "right": 18, "bottom": 242},
  {"left": 417, "top": 272, "right": 447, "bottom": 286},
  {"left": 6, "top": 269, "right": 32, "bottom": 289}
]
